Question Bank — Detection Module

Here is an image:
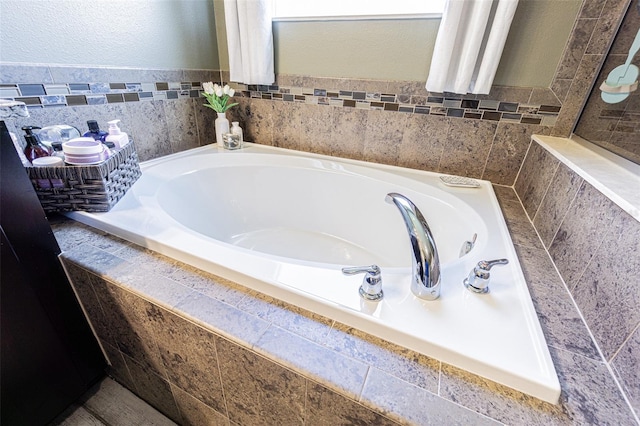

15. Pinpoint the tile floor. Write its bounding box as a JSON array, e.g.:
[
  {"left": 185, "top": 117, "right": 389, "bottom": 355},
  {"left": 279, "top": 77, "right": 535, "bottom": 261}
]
[{"left": 48, "top": 377, "right": 175, "bottom": 426}]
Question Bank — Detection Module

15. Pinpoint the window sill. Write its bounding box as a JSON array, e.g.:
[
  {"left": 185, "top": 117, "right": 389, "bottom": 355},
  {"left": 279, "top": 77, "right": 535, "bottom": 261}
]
[{"left": 272, "top": 13, "right": 442, "bottom": 22}]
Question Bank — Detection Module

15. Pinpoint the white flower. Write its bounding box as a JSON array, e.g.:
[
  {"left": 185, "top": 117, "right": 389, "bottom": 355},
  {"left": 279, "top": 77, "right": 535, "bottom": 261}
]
[
  {"left": 203, "top": 81, "right": 215, "bottom": 95},
  {"left": 201, "top": 81, "right": 238, "bottom": 113}
]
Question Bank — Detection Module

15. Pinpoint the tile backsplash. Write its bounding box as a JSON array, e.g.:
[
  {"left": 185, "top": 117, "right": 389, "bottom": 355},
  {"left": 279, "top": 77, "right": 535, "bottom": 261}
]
[
  {"left": 1, "top": 71, "right": 561, "bottom": 128},
  {"left": 1, "top": 65, "right": 222, "bottom": 163},
  {"left": 1, "top": 63, "right": 558, "bottom": 186}
]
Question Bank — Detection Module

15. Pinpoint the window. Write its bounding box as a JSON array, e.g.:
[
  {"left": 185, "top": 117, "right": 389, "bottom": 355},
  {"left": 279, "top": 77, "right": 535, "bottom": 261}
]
[{"left": 273, "top": 0, "right": 445, "bottom": 21}]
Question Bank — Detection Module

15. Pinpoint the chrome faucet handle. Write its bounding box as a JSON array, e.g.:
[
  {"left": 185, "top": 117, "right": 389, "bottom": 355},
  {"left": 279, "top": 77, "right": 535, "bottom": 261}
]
[
  {"left": 342, "top": 265, "right": 383, "bottom": 301},
  {"left": 459, "top": 233, "right": 477, "bottom": 257},
  {"left": 463, "top": 259, "right": 509, "bottom": 294}
]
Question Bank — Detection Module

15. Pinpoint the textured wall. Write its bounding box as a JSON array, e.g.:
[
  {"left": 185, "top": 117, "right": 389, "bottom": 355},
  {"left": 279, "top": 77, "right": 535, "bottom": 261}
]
[
  {"left": 0, "top": 0, "right": 219, "bottom": 70},
  {"left": 549, "top": 0, "right": 632, "bottom": 137}
]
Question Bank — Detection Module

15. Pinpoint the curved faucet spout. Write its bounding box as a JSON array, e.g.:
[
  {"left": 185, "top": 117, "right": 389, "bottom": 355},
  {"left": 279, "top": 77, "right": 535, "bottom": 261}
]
[{"left": 385, "top": 193, "right": 441, "bottom": 300}]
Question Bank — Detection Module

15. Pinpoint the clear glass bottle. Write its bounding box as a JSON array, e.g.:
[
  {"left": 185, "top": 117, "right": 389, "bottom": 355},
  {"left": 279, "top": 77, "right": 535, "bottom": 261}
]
[{"left": 231, "top": 121, "right": 243, "bottom": 147}]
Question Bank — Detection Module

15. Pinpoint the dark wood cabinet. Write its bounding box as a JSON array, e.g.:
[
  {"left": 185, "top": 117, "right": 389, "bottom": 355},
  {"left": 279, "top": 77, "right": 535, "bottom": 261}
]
[{"left": 1, "top": 121, "right": 106, "bottom": 425}]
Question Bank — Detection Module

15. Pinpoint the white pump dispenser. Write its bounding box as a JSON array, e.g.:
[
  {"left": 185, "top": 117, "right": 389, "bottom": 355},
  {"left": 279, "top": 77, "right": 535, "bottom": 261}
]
[{"left": 105, "top": 119, "right": 129, "bottom": 149}]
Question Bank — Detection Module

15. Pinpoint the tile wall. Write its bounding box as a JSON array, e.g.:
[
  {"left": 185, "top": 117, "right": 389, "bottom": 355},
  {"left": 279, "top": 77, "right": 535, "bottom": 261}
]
[
  {"left": 0, "top": 65, "right": 220, "bottom": 162},
  {"left": 515, "top": 142, "right": 640, "bottom": 417},
  {"left": 224, "top": 78, "right": 554, "bottom": 186},
  {"left": 1, "top": 62, "right": 558, "bottom": 186},
  {"left": 54, "top": 209, "right": 637, "bottom": 425},
  {"left": 549, "top": 0, "right": 632, "bottom": 137},
  {"left": 56, "top": 226, "right": 481, "bottom": 425}
]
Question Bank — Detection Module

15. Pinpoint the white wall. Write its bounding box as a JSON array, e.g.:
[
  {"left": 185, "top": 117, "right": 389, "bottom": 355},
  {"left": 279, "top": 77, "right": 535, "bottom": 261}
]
[{"left": 0, "top": 0, "right": 219, "bottom": 69}]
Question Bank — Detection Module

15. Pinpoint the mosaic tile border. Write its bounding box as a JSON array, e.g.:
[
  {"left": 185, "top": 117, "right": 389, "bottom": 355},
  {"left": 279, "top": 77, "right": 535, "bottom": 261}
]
[
  {"left": 0, "top": 81, "right": 206, "bottom": 107},
  {"left": 237, "top": 83, "right": 561, "bottom": 127},
  {"left": 0, "top": 78, "right": 560, "bottom": 127}
]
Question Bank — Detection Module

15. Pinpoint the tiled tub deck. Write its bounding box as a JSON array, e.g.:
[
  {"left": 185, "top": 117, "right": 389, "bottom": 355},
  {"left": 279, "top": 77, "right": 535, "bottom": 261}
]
[{"left": 54, "top": 185, "right": 636, "bottom": 425}]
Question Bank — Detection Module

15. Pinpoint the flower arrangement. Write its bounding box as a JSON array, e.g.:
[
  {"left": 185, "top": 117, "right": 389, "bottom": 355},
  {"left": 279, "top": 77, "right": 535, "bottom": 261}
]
[{"left": 202, "top": 82, "right": 238, "bottom": 113}]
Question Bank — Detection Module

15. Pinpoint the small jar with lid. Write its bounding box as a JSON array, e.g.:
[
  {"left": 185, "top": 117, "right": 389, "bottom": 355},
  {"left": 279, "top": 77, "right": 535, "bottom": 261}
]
[{"left": 231, "top": 122, "right": 243, "bottom": 147}]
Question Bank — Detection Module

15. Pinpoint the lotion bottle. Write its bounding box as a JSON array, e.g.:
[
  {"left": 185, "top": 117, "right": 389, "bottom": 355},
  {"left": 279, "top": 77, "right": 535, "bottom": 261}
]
[
  {"left": 83, "top": 120, "right": 108, "bottom": 142},
  {"left": 22, "top": 126, "right": 51, "bottom": 163},
  {"left": 105, "top": 119, "right": 129, "bottom": 149}
]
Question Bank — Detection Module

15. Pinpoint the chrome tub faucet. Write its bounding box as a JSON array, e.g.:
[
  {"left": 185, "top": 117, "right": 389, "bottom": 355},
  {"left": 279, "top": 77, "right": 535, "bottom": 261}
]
[{"left": 385, "top": 193, "right": 441, "bottom": 301}]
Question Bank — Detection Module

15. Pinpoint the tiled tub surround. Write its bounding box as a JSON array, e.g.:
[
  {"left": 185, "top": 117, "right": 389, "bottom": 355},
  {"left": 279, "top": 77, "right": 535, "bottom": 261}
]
[
  {"left": 515, "top": 137, "right": 640, "bottom": 420},
  {"left": 64, "top": 143, "right": 560, "bottom": 403},
  {"left": 230, "top": 81, "right": 561, "bottom": 127},
  {"left": 2, "top": 63, "right": 557, "bottom": 186},
  {"left": 53, "top": 181, "right": 637, "bottom": 425}
]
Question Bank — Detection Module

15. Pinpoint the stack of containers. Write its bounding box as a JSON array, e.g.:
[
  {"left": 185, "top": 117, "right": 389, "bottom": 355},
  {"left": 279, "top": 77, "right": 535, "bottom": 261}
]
[
  {"left": 23, "top": 119, "right": 141, "bottom": 212},
  {"left": 61, "top": 137, "right": 109, "bottom": 165}
]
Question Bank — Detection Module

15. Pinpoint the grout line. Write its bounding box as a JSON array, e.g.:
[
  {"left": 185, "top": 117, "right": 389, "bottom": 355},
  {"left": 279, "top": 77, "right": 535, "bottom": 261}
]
[
  {"left": 511, "top": 138, "right": 533, "bottom": 190},
  {"left": 357, "top": 366, "right": 372, "bottom": 402},
  {"left": 531, "top": 160, "right": 561, "bottom": 224},
  {"left": 479, "top": 121, "right": 499, "bottom": 181},
  {"left": 544, "top": 175, "right": 584, "bottom": 251}
]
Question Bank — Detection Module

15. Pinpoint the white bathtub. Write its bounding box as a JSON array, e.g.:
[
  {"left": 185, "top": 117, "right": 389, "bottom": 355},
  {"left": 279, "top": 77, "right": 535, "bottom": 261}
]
[{"left": 68, "top": 142, "right": 560, "bottom": 404}]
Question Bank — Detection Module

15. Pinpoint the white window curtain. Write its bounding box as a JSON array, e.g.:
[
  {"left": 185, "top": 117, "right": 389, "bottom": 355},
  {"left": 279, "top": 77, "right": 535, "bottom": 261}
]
[
  {"left": 224, "top": 0, "right": 275, "bottom": 85},
  {"left": 426, "top": 0, "right": 518, "bottom": 95}
]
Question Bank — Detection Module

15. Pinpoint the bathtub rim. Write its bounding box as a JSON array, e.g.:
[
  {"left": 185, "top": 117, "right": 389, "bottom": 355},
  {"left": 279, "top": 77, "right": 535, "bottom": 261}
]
[{"left": 66, "top": 142, "right": 561, "bottom": 404}]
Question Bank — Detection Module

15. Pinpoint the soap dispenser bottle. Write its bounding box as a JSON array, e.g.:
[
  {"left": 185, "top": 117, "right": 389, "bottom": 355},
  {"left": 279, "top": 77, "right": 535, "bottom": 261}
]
[
  {"left": 83, "top": 120, "right": 108, "bottom": 142},
  {"left": 22, "top": 126, "right": 51, "bottom": 163},
  {"left": 105, "top": 119, "right": 129, "bottom": 149}
]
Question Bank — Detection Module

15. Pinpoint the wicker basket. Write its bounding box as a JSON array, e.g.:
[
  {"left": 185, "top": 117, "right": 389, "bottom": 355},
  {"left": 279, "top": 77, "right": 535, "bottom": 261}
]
[{"left": 25, "top": 141, "right": 142, "bottom": 213}]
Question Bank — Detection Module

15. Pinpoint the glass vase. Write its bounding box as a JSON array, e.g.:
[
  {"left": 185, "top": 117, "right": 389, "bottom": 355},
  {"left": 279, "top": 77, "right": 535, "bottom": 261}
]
[{"left": 215, "top": 112, "right": 230, "bottom": 146}]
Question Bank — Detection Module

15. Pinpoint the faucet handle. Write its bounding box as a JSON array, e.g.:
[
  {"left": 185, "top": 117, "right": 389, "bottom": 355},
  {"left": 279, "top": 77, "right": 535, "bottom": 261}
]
[
  {"left": 463, "top": 259, "right": 509, "bottom": 294},
  {"left": 459, "top": 233, "right": 477, "bottom": 257},
  {"left": 342, "top": 265, "right": 383, "bottom": 301}
]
